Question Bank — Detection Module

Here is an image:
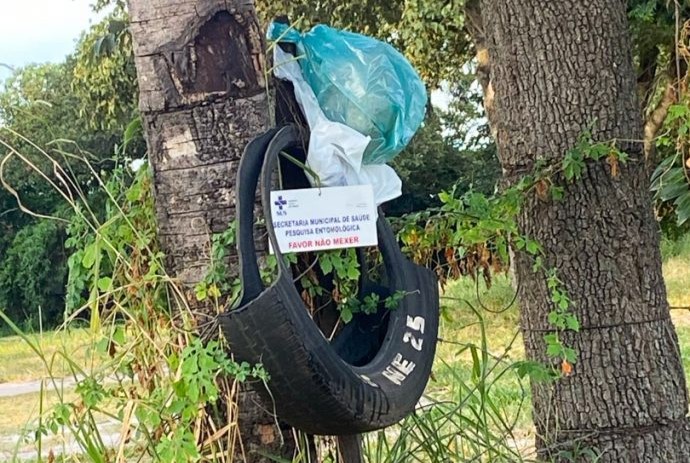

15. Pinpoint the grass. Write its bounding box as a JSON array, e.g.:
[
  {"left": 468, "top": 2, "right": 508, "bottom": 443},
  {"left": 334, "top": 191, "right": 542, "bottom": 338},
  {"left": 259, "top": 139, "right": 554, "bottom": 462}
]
[
  {"left": 0, "top": 326, "right": 110, "bottom": 459},
  {"left": 664, "top": 237, "right": 690, "bottom": 309},
  {"left": 418, "top": 234, "right": 690, "bottom": 459},
  {"left": 0, "top": 235, "right": 688, "bottom": 462},
  {"left": 0, "top": 389, "right": 123, "bottom": 461},
  {"left": 0, "top": 389, "right": 79, "bottom": 434},
  {"left": 0, "top": 328, "right": 103, "bottom": 383},
  {"left": 660, "top": 232, "right": 690, "bottom": 262},
  {"left": 436, "top": 234, "right": 690, "bottom": 382},
  {"left": 433, "top": 274, "right": 528, "bottom": 422},
  {"left": 664, "top": 234, "right": 690, "bottom": 382}
]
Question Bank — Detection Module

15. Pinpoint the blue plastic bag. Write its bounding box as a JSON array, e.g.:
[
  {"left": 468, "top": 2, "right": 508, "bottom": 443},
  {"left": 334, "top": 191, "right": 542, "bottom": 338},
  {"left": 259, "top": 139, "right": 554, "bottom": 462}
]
[{"left": 269, "top": 23, "right": 427, "bottom": 165}]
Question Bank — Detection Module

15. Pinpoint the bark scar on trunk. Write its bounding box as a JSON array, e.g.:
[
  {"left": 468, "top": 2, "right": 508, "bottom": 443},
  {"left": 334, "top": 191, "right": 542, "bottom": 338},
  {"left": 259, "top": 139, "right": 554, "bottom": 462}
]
[
  {"left": 169, "top": 11, "right": 263, "bottom": 97},
  {"left": 155, "top": 6, "right": 266, "bottom": 104}
]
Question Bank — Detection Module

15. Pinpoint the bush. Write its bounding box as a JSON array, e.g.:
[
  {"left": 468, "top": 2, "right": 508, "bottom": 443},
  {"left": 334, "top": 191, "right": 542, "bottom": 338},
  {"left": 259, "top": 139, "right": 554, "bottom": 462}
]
[
  {"left": 0, "top": 220, "right": 67, "bottom": 328},
  {"left": 660, "top": 233, "right": 690, "bottom": 261}
]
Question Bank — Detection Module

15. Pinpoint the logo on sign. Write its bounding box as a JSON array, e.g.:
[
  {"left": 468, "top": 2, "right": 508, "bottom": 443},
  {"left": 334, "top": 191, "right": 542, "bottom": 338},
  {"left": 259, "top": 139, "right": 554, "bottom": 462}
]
[{"left": 274, "top": 195, "right": 288, "bottom": 216}]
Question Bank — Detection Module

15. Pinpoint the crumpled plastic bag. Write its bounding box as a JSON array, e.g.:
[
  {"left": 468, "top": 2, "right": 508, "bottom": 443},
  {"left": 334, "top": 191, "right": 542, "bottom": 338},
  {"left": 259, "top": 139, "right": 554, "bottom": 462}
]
[
  {"left": 268, "top": 22, "right": 427, "bottom": 165},
  {"left": 272, "top": 45, "right": 402, "bottom": 205}
]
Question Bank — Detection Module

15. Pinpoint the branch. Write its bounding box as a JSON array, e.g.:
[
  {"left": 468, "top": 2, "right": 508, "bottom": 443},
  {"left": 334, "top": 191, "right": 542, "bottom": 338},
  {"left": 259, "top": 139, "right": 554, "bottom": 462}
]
[
  {"left": 464, "top": 0, "right": 498, "bottom": 145},
  {"left": 644, "top": 82, "right": 677, "bottom": 159},
  {"left": 464, "top": 0, "right": 489, "bottom": 93},
  {"left": 637, "top": 47, "right": 659, "bottom": 110}
]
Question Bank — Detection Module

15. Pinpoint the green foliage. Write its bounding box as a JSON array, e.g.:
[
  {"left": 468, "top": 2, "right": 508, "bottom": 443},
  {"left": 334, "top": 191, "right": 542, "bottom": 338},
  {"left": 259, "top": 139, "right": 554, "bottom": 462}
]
[
  {"left": 543, "top": 273, "right": 578, "bottom": 368},
  {"left": 65, "top": 163, "right": 157, "bottom": 318},
  {"left": 652, "top": 153, "right": 690, "bottom": 226},
  {"left": 0, "top": 57, "right": 132, "bottom": 166},
  {"left": 263, "top": 246, "right": 408, "bottom": 324},
  {"left": 1, "top": 149, "right": 266, "bottom": 462},
  {"left": 394, "top": 184, "right": 521, "bottom": 285},
  {"left": 562, "top": 131, "right": 629, "bottom": 182},
  {"left": 257, "top": 0, "right": 471, "bottom": 88},
  {"left": 339, "top": 290, "right": 408, "bottom": 324},
  {"left": 387, "top": 112, "right": 500, "bottom": 215},
  {"left": 0, "top": 22, "right": 142, "bottom": 328},
  {"left": 513, "top": 360, "right": 558, "bottom": 384},
  {"left": 171, "top": 339, "right": 266, "bottom": 405},
  {"left": 628, "top": 0, "right": 683, "bottom": 82},
  {"left": 652, "top": 103, "right": 690, "bottom": 227},
  {"left": 660, "top": 232, "right": 690, "bottom": 260},
  {"left": 194, "top": 221, "right": 242, "bottom": 304},
  {"left": 0, "top": 63, "right": 115, "bottom": 219},
  {"left": 133, "top": 339, "right": 268, "bottom": 462},
  {"left": 71, "top": 10, "right": 138, "bottom": 132},
  {"left": 626, "top": 0, "right": 690, "bottom": 232},
  {"left": 0, "top": 220, "right": 67, "bottom": 328}
]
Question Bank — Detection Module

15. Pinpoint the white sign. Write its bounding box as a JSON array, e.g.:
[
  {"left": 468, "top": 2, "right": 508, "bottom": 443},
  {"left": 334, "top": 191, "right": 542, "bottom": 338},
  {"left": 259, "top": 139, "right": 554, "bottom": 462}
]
[{"left": 269, "top": 185, "right": 378, "bottom": 254}]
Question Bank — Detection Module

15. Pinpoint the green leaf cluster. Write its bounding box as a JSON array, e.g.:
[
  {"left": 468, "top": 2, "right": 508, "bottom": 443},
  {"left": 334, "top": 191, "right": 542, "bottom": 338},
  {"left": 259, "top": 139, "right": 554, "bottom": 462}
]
[{"left": 652, "top": 103, "right": 690, "bottom": 228}]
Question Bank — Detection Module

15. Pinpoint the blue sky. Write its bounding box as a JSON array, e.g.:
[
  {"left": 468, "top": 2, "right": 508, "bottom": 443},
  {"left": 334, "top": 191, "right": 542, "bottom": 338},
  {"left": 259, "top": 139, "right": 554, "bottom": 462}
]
[{"left": 0, "top": 0, "right": 100, "bottom": 80}]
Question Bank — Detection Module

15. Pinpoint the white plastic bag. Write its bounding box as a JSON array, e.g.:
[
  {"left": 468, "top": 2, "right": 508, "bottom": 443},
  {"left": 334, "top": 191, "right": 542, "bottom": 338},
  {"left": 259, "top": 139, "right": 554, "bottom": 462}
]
[{"left": 273, "top": 46, "right": 402, "bottom": 205}]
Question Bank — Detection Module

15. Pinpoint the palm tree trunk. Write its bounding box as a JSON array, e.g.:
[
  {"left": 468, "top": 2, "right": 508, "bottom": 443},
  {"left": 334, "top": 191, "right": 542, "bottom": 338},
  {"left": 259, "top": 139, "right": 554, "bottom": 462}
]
[{"left": 127, "top": 1, "right": 295, "bottom": 460}]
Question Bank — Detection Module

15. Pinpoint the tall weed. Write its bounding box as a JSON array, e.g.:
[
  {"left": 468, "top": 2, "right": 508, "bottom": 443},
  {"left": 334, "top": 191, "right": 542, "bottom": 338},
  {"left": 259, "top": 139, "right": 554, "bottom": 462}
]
[{"left": 0, "top": 129, "right": 265, "bottom": 462}]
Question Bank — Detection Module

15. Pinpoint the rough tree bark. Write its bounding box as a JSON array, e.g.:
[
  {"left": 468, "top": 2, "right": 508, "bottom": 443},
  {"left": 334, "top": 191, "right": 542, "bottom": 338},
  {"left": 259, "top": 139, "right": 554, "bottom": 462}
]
[
  {"left": 480, "top": 1, "right": 690, "bottom": 461},
  {"left": 126, "top": 1, "right": 295, "bottom": 461}
]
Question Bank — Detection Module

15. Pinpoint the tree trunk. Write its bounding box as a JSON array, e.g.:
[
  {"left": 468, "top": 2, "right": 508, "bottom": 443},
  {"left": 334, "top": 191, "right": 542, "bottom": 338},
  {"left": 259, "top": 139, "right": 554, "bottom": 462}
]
[
  {"left": 127, "top": 1, "right": 295, "bottom": 461},
  {"left": 480, "top": 1, "right": 690, "bottom": 461}
]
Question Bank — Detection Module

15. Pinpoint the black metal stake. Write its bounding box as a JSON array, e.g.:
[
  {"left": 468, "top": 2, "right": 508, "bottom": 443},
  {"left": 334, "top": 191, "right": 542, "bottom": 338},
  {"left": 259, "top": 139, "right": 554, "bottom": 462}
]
[{"left": 338, "top": 434, "right": 364, "bottom": 463}]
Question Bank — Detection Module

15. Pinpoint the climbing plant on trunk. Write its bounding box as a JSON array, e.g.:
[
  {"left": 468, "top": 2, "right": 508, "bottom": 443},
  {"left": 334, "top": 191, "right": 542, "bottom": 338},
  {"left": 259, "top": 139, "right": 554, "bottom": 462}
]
[
  {"left": 480, "top": 0, "right": 690, "bottom": 460},
  {"left": 126, "top": 1, "right": 295, "bottom": 461}
]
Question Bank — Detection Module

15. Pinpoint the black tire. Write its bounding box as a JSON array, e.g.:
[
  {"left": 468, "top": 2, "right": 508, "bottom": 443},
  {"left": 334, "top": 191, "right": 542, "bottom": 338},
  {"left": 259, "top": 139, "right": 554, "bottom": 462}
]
[{"left": 220, "top": 125, "right": 439, "bottom": 435}]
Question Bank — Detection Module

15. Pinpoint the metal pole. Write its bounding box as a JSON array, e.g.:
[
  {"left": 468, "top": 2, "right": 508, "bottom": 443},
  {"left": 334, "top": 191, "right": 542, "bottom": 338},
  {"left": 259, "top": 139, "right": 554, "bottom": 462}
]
[{"left": 338, "top": 434, "right": 364, "bottom": 463}]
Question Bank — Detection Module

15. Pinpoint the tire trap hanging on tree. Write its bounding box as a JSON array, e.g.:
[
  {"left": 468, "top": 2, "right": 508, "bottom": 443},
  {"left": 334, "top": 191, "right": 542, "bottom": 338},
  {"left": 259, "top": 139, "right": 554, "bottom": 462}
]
[{"left": 219, "top": 125, "right": 440, "bottom": 435}]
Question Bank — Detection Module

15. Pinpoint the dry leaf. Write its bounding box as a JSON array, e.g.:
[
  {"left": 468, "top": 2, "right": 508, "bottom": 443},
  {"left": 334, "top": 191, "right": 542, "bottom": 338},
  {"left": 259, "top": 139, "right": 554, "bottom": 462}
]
[
  {"left": 535, "top": 179, "right": 549, "bottom": 200},
  {"left": 607, "top": 154, "right": 619, "bottom": 177}
]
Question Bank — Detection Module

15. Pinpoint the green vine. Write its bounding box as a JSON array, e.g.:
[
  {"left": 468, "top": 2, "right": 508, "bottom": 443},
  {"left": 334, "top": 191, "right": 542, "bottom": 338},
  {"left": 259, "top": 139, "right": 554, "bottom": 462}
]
[
  {"left": 562, "top": 130, "right": 629, "bottom": 181},
  {"left": 396, "top": 130, "right": 633, "bottom": 381},
  {"left": 194, "top": 221, "right": 241, "bottom": 304}
]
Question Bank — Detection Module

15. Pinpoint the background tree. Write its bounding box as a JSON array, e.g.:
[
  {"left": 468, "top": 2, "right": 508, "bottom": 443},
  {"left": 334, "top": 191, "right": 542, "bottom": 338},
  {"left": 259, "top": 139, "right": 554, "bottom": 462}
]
[
  {"left": 0, "top": 52, "right": 135, "bottom": 326},
  {"left": 256, "top": 0, "right": 690, "bottom": 230},
  {"left": 387, "top": 112, "right": 499, "bottom": 215},
  {"left": 480, "top": 0, "right": 690, "bottom": 459},
  {"left": 0, "top": 2, "right": 142, "bottom": 328}
]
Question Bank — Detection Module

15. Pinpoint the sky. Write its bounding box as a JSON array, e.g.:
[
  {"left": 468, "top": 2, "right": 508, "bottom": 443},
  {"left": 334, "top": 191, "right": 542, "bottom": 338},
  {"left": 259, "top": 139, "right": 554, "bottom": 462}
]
[{"left": 0, "top": 0, "right": 101, "bottom": 80}]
